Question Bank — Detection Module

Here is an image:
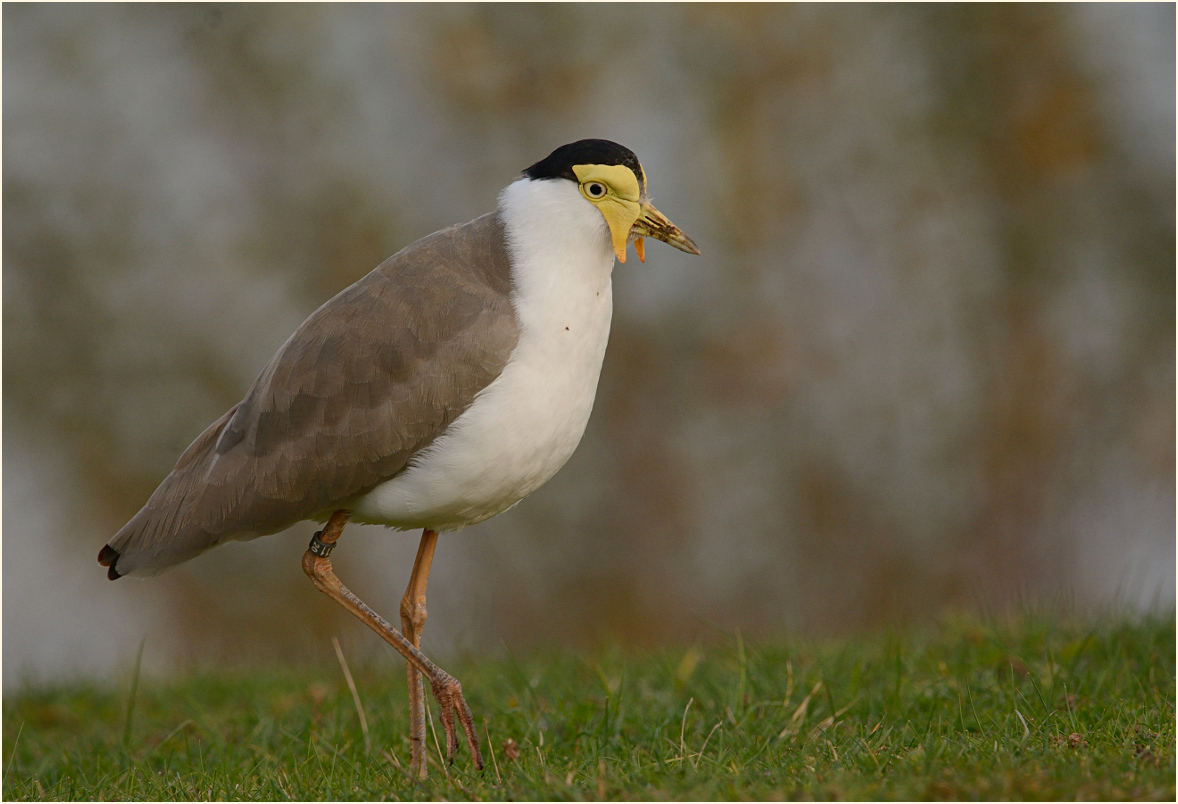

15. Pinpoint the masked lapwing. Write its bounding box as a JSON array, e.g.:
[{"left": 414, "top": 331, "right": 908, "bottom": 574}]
[{"left": 98, "top": 139, "right": 699, "bottom": 775}]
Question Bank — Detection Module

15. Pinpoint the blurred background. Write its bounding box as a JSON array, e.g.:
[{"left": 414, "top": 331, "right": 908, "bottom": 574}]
[{"left": 4, "top": 4, "right": 1174, "bottom": 688}]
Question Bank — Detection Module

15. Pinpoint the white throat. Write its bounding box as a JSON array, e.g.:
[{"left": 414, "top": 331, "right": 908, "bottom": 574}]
[
  {"left": 350, "top": 177, "right": 617, "bottom": 531},
  {"left": 499, "top": 177, "right": 616, "bottom": 336}
]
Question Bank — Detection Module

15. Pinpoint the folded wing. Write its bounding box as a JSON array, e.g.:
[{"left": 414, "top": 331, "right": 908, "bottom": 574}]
[{"left": 102, "top": 212, "right": 518, "bottom": 577}]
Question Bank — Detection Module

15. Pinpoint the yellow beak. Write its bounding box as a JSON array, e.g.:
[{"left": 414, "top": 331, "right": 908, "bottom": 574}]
[{"left": 629, "top": 202, "right": 701, "bottom": 263}]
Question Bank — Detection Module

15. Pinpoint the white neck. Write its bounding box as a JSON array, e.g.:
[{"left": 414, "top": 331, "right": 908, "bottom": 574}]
[{"left": 498, "top": 177, "right": 616, "bottom": 335}]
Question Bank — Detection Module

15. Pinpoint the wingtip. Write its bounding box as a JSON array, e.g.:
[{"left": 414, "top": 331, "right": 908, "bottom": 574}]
[{"left": 98, "top": 544, "right": 122, "bottom": 580}]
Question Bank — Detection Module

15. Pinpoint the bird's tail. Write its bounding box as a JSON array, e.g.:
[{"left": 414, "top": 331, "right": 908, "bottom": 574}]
[
  {"left": 99, "top": 405, "right": 240, "bottom": 580},
  {"left": 98, "top": 490, "right": 224, "bottom": 579},
  {"left": 97, "top": 543, "right": 122, "bottom": 579}
]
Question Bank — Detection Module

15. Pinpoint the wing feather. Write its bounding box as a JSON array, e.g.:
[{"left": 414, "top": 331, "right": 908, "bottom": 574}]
[{"left": 106, "top": 212, "right": 518, "bottom": 576}]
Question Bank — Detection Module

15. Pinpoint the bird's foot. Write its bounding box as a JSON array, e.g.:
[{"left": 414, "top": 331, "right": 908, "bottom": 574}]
[{"left": 430, "top": 670, "right": 483, "bottom": 770}]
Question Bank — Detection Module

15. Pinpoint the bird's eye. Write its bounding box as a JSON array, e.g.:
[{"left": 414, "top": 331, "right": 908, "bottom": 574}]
[{"left": 583, "top": 182, "right": 607, "bottom": 199}]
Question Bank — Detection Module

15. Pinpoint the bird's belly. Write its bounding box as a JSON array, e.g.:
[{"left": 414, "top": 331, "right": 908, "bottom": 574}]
[{"left": 350, "top": 284, "right": 613, "bottom": 532}]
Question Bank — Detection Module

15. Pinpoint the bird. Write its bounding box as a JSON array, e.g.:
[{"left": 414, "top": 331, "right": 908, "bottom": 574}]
[{"left": 97, "top": 139, "right": 700, "bottom": 776}]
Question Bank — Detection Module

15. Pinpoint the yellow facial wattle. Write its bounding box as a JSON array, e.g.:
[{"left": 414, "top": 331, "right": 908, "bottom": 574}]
[
  {"left": 572, "top": 163, "right": 642, "bottom": 263},
  {"left": 571, "top": 162, "right": 700, "bottom": 262}
]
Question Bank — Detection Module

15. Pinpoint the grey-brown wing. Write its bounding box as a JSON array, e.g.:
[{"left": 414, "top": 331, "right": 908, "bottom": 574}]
[{"left": 105, "top": 212, "right": 518, "bottom": 577}]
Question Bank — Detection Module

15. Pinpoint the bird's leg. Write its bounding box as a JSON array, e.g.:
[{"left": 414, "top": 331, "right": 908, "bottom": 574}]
[
  {"left": 302, "top": 512, "right": 482, "bottom": 771},
  {"left": 400, "top": 528, "right": 438, "bottom": 779}
]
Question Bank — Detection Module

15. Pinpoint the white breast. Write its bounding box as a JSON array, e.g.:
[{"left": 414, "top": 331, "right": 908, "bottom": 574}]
[{"left": 350, "top": 178, "right": 616, "bottom": 531}]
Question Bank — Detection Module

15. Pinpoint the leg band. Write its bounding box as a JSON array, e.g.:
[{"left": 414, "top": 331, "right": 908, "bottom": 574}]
[{"left": 308, "top": 530, "right": 336, "bottom": 558}]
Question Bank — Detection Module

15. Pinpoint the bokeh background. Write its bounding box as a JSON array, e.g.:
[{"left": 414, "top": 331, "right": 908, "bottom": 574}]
[{"left": 4, "top": 3, "right": 1174, "bottom": 688}]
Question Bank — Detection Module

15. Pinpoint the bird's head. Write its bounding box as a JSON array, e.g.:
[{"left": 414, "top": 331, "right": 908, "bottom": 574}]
[{"left": 523, "top": 139, "right": 701, "bottom": 264}]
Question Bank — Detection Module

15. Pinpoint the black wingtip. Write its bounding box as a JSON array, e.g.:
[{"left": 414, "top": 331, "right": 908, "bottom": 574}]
[{"left": 98, "top": 545, "right": 122, "bottom": 580}]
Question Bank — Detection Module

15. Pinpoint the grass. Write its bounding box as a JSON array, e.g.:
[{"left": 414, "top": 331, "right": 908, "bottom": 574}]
[{"left": 3, "top": 611, "right": 1173, "bottom": 800}]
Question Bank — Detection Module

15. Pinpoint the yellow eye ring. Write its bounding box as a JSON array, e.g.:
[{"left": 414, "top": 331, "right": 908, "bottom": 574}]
[{"left": 580, "top": 181, "right": 608, "bottom": 201}]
